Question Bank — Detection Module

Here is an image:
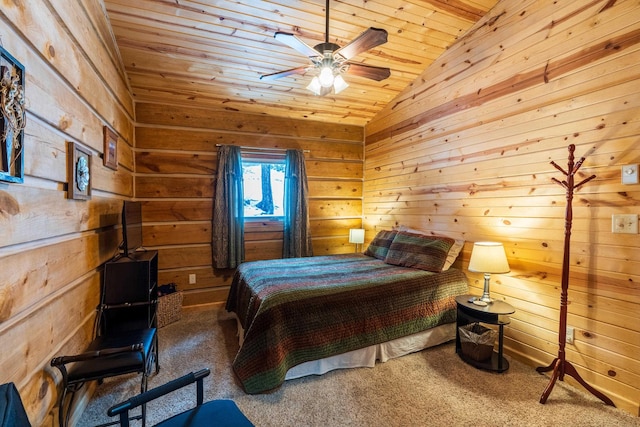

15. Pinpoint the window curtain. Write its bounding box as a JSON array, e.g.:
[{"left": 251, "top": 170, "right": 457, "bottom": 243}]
[
  {"left": 283, "top": 149, "right": 313, "bottom": 258},
  {"left": 212, "top": 145, "right": 244, "bottom": 268}
]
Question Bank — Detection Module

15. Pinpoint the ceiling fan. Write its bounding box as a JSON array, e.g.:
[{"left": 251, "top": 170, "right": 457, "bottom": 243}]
[{"left": 260, "top": 0, "right": 391, "bottom": 96}]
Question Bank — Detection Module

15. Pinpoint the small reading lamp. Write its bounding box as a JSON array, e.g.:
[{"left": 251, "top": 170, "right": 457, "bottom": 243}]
[
  {"left": 349, "top": 229, "right": 365, "bottom": 252},
  {"left": 468, "top": 242, "right": 510, "bottom": 303}
]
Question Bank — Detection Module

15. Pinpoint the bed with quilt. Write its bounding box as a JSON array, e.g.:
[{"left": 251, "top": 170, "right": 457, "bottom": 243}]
[{"left": 225, "top": 229, "right": 468, "bottom": 393}]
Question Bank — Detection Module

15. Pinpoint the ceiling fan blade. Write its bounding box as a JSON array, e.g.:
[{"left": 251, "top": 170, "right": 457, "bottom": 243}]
[
  {"left": 334, "top": 27, "right": 388, "bottom": 61},
  {"left": 274, "top": 32, "right": 323, "bottom": 59},
  {"left": 260, "top": 66, "right": 309, "bottom": 81},
  {"left": 346, "top": 63, "right": 391, "bottom": 81}
]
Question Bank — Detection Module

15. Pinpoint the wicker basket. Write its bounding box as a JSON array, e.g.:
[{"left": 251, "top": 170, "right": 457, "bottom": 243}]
[
  {"left": 459, "top": 323, "right": 497, "bottom": 361},
  {"left": 157, "top": 291, "right": 183, "bottom": 328}
]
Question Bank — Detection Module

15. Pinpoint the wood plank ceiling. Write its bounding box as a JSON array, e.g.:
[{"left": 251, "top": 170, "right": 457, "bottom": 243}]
[{"left": 103, "top": 0, "right": 499, "bottom": 126}]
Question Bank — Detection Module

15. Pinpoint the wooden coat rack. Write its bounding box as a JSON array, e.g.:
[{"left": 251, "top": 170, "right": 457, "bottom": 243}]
[{"left": 536, "top": 144, "right": 614, "bottom": 407}]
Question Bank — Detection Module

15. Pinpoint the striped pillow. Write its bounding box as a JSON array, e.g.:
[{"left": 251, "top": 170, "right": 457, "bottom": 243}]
[
  {"left": 384, "top": 231, "right": 455, "bottom": 272},
  {"left": 364, "top": 230, "right": 398, "bottom": 260},
  {"left": 393, "top": 225, "right": 464, "bottom": 271}
]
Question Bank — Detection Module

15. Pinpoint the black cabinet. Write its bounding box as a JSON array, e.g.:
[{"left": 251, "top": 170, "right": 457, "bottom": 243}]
[{"left": 102, "top": 251, "right": 158, "bottom": 333}]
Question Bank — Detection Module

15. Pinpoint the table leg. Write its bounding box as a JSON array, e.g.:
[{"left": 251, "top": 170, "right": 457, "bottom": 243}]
[{"left": 498, "top": 324, "right": 504, "bottom": 371}]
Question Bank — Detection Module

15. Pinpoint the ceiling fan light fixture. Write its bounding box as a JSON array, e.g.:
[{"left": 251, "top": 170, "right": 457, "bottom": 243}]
[
  {"left": 318, "top": 66, "right": 335, "bottom": 87},
  {"left": 333, "top": 74, "right": 348, "bottom": 94},
  {"left": 306, "top": 77, "right": 322, "bottom": 95},
  {"left": 266, "top": 1, "right": 389, "bottom": 96}
]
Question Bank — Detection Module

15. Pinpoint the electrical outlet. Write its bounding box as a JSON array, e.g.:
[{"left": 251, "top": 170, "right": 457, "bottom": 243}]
[
  {"left": 621, "top": 164, "right": 639, "bottom": 184},
  {"left": 611, "top": 214, "right": 638, "bottom": 234},
  {"left": 566, "top": 326, "right": 575, "bottom": 345},
  {"left": 189, "top": 273, "right": 196, "bottom": 284}
]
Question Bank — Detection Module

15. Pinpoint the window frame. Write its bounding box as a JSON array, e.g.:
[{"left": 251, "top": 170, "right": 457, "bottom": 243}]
[{"left": 241, "top": 153, "right": 286, "bottom": 221}]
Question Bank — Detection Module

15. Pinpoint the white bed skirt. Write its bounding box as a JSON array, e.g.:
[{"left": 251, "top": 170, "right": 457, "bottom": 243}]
[
  {"left": 284, "top": 323, "right": 455, "bottom": 379},
  {"left": 225, "top": 311, "right": 455, "bottom": 381}
]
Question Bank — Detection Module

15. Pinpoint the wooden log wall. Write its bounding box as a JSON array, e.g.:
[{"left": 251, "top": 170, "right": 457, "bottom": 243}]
[
  {"left": 364, "top": 0, "right": 640, "bottom": 416},
  {"left": 0, "top": 0, "right": 134, "bottom": 424},
  {"left": 134, "top": 103, "right": 364, "bottom": 307}
]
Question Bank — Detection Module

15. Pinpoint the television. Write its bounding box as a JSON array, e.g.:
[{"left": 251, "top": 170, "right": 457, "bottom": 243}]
[{"left": 122, "top": 201, "right": 143, "bottom": 254}]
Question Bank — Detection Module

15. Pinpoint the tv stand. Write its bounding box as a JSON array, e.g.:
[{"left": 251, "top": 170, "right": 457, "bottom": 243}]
[{"left": 103, "top": 251, "right": 158, "bottom": 331}]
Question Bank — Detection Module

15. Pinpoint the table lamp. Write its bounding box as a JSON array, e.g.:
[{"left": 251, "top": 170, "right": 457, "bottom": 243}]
[
  {"left": 468, "top": 242, "right": 510, "bottom": 303},
  {"left": 349, "top": 229, "right": 365, "bottom": 252}
]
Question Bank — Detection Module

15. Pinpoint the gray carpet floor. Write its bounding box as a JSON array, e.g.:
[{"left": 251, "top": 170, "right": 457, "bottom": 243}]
[{"left": 78, "top": 305, "right": 640, "bottom": 426}]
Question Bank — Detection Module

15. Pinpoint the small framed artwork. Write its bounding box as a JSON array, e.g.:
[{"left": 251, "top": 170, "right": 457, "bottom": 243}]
[
  {"left": 0, "top": 45, "right": 26, "bottom": 183},
  {"left": 103, "top": 126, "right": 118, "bottom": 170},
  {"left": 67, "top": 141, "right": 92, "bottom": 200}
]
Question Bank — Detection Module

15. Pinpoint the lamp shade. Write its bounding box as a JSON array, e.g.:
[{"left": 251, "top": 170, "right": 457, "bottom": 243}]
[
  {"left": 468, "top": 242, "right": 510, "bottom": 273},
  {"left": 349, "top": 229, "right": 365, "bottom": 244},
  {"left": 319, "top": 66, "right": 334, "bottom": 87},
  {"left": 306, "top": 77, "right": 322, "bottom": 96},
  {"left": 333, "top": 75, "right": 349, "bottom": 94}
]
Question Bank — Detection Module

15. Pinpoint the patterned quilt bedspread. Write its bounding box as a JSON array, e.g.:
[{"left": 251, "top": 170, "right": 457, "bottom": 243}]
[{"left": 225, "top": 253, "right": 468, "bottom": 393}]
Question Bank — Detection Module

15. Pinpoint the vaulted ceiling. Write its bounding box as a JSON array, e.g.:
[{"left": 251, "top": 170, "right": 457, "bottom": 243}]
[{"left": 103, "top": 0, "right": 499, "bottom": 126}]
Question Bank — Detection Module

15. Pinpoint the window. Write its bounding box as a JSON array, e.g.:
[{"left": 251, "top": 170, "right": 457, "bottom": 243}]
[{"left": 242, "top": 160, "right": 285, "bottom": 218}]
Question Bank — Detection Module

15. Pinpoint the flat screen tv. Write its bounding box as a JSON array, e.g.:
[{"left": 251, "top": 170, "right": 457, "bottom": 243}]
[{"left": 122, "top": 201, "right": 143, "bottom": 254}]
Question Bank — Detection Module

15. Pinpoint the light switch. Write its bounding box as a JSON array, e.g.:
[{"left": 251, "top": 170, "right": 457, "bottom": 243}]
[
  {"left": 611, "top": 214, "right": 638, "bottom": 234},
  {"left": 189, "top": 273, "right": 196, "bottom": 284},
  {"left": 621, "top": 164, "right": 639, "bottom": 184}
]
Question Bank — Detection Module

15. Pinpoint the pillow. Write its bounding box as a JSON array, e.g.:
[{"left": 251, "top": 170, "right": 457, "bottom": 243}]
[
  {"left": 384, "top": 231, "right": 455, "bottom": 272},
  {"left": 394, "top": 225, "right": 464, "bottom": 270},
  {"left": 442, "top": 238, "right": 465, "bottom": 270},
  {"left": 364, "top": 230, "right": 397, "bottom": 260}
]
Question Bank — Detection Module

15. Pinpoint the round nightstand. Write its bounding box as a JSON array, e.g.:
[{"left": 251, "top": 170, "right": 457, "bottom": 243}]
[{"left": 455, "top": 294, "right": 515, "bottom": 372}]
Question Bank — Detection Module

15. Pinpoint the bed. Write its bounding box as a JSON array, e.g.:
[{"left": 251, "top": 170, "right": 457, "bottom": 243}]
[{"left": 225, "top": 230, "right": 468, "bottom": 393}]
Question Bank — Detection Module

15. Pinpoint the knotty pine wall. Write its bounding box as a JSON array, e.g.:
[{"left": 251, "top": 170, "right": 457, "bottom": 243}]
[
  {"left": 134, "top": 102, "right": 364, "bottom": 306},
  {"left": 0, "top": 0, "right": 134, "bottom": 424},
  {"left": 364, "top": 0, "right": 640, "bottom": 415}
]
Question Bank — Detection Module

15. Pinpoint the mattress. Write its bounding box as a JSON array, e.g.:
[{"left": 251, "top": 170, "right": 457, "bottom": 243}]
[
  {"left": 227, "top": 317, "right": 454, "bottom": 380},
  {"left": 226, "top": 253, "right": 468, "bottom": 393}
]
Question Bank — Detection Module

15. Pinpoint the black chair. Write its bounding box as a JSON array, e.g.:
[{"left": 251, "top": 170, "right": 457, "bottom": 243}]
[
  {"left": 0, "top": 382, "right": 31, "bottom": 427},
  {"left": 51, "top": 270, "right": 160, "bottom": 427},
  {"left": 107, "top": 369, "right": 254, "bottom": 427},
  {"left": 51, "top": 336, "right": 156, "bottom": 427}
]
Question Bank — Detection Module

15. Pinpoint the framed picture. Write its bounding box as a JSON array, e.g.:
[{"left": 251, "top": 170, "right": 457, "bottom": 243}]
[
  {"left": 0, "top": 45, "right": 26, "bottom": 183},
  {"left": 103, "top": 126, "right": 118, "bottom": 170},
  {"left": 67, "top": 141, "right": 92, "bottom": 200}
]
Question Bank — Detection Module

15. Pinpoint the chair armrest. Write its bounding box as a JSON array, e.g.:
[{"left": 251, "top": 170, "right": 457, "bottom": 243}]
[
  {"left": 108, "top": 368, "right": 210, "bottom": 417},
  {"left": 51, "top": 343, "right": 144, "bottom": 366}
]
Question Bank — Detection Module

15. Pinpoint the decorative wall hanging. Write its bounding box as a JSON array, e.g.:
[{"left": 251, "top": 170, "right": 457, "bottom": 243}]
[
  {"left": 536, "top": 144, "right": 614, "bottom": 407},
  {"left": 103, "top": 125, "right": 118, "bottom": 170},
  {"left": 67, "top": 141, "right": 92, "bottom": 200},
  {"left": 0, "top": 45, "right": 26, "bottom": 183}
]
